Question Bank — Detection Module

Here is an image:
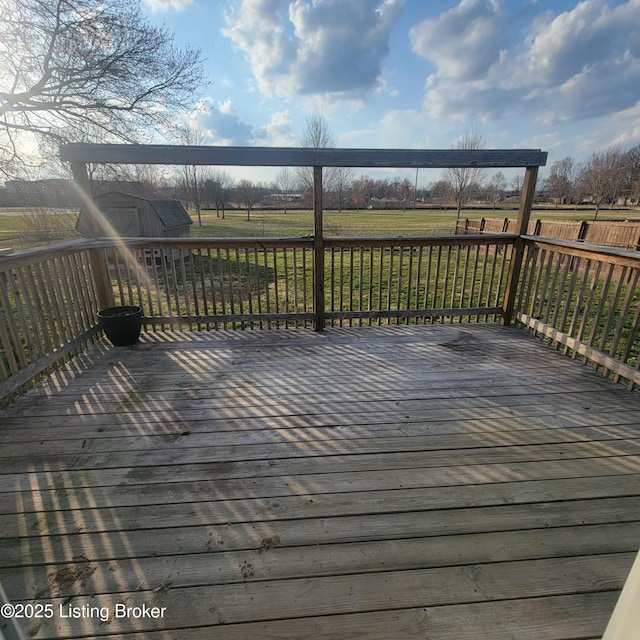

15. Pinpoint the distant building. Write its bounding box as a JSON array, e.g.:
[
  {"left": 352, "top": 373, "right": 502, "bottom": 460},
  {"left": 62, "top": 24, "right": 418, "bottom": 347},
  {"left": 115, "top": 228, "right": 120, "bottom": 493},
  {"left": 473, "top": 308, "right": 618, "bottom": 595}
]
[{"left": 4, "top": 179, "right": 79, "bottom": 207}]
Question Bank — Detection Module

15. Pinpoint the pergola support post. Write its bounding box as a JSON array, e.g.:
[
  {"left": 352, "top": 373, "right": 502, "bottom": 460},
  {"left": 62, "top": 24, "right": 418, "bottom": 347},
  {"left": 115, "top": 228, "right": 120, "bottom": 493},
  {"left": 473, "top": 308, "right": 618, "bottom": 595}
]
[
  {"left": 501, "top": 165, "right": 539, "bottom": 326},
  {"left": 313, "top": 166, "right": 324, "bottom": 332},
  {"left": 70, "top": 161, "right": 115, "bottom": 311}
]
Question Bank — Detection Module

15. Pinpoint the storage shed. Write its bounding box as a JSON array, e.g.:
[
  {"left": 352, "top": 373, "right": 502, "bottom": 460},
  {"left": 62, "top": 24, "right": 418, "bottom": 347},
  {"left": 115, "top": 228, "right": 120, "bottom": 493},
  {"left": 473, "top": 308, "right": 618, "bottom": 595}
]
[{"left": 76, "top": 191, "right": 192, "bottom": 238}]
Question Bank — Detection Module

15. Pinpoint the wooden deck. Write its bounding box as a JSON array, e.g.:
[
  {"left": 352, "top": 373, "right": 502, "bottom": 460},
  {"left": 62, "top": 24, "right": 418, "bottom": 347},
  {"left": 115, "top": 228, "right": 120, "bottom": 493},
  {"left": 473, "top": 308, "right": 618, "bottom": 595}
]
[{"left": 1, "top": 323, "right": 639, "bottom": 639}]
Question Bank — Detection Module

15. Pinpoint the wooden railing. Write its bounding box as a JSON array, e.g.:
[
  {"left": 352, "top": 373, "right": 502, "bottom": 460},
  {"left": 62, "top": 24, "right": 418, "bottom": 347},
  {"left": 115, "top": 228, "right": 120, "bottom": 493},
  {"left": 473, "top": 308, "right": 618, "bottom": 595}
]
[
  {"left": 0, "top": 234, "right": 513, "bottom": 400},
  {"left": 515, "top": 237, "right": 640, "bottom": 391},
  {"left": 98, "top": 235, "right": 514, "bottom": 330},
  {"left": 0, "top": 240, "right": 102, "bottom": 400},
  {"left": 323, "top": 235, "right": 513, "bottom": 325},
  {"left": 1, "top": 233, "right": 638, "bottom": 401},
  {"left": 458, "top": 217, "right": 640, "bottom": 250},
  {"left": 105, "top": 237, "right": 315, "bottom": 329}
]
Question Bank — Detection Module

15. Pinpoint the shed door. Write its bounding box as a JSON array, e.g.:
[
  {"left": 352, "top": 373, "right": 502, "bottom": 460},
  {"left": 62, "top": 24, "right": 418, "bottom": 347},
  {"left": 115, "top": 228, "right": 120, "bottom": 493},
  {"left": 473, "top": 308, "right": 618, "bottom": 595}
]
[{"left": 105, "top": 208, "right": 140, "bottom": 236}]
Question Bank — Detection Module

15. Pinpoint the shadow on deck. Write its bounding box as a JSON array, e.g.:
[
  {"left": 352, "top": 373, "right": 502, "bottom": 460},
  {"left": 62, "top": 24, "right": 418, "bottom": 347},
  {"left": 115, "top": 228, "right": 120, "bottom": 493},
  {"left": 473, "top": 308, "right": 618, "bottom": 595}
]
[{"left": 1, "top": 323, "right": 639, "bottom": 639}]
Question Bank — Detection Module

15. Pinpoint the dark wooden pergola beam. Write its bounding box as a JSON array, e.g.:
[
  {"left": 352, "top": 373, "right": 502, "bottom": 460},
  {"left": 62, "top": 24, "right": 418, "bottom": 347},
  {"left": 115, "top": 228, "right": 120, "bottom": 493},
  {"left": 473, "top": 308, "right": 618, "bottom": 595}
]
[{"left": 60, "top": 144, "right": 547, "bottom": 169}]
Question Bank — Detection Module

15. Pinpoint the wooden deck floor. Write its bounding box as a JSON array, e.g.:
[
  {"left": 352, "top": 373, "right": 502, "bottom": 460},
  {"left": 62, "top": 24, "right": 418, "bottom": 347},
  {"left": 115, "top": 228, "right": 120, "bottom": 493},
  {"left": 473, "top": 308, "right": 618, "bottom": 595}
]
[{"left": 1, "top": 323, "right": 640, "bottom": 639}]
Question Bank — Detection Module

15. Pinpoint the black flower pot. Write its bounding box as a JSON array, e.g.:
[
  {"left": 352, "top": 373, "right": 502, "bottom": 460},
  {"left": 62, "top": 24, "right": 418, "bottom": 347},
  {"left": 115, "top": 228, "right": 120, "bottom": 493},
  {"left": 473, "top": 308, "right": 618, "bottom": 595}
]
[{"left": 98, "top": 305, "right": 143, "bottom": 346}]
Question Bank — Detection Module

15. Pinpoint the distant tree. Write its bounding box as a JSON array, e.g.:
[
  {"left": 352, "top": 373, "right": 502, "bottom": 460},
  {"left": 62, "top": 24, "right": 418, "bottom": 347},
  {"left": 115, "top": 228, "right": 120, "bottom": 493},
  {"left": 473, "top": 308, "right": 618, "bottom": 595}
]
[
  {"left": 570, "top": 167, "right": 586, "bottom": 210},
  {"left": 545, "top": 157, "right": 576, "bottom": 208},
  {"left": 235, "top": 179, "right": 266, "bottom": 221},
  {"left": 371, "top": 179, "right": 388, "bottom": 199},
  {"left": 351, "top": 175, "right": 373, "bottom": 210},
  {"left": 485, "top": 171, "right": 507, "bottom": 209},
  {"left": 15, "top": 206, "right": 78, "bottom": 248},
  {"left": 130, "top": 165, "right": 173, "bottom": 197},
  {"left": 511, "top": 174, "right": 524, "bottom": 195},
  {"left": 87, "top": 162, "right": 169, "bottom": 196},
  {"left": 331, "top": 167, "right": 354, "bottom": 212},
  {"left": 274, "top": 167, "right": 296, "bottom": 214},
  {"left": 618, "top": 144, "right": 640, "bottom": 206},
  {"left": 296, "top": 112, "right": 338, "bottom": 198},
  {"left": 397, "top": 177, "right": 413, "bottom": 209},
  {"left": 579, "top": 145, "right": 624, "bottom": 219},
  {"left": 443, "top": 131, "right": 487, "bottom": 220},
  {"left": 429, "top": 180, "right": 451, "bottom": 201},
  {"left": 0, "top": 0, "right": 205, "bottom": 177},
  {"left": 204, "top": 170, "right": 234, "bottom": 219},
  {"left": 178, "top": 124, "right": 207, "bottom": 226}
]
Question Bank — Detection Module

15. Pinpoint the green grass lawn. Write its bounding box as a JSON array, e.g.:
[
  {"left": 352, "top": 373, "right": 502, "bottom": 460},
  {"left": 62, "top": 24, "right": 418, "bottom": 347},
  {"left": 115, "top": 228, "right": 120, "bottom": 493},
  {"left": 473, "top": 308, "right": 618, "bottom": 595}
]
[
  {"left": 0, "top": 205, "right": 638, "bottom": 250},
  {"left": 190, "top": 205, "right": 640, "bottom": 239},
  {"left": 190, "top": 207, "right": 463, "bottom": 238},
  {"left": 0, "top": 209, "right": 81, "bottom": 250}
]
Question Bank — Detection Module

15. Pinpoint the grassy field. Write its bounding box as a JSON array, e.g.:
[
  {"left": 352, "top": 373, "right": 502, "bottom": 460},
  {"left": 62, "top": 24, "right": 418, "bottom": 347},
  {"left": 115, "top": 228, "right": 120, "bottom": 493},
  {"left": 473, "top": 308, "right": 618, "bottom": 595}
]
[
  {"left": 1, "top": 205, "right": 639, "bottom": 250},
  {"left": 189, "top": 206, "right": 640, "bottom": 238},
  {"left": 191, "top": 207, "right": 463, "bottom": 238}
]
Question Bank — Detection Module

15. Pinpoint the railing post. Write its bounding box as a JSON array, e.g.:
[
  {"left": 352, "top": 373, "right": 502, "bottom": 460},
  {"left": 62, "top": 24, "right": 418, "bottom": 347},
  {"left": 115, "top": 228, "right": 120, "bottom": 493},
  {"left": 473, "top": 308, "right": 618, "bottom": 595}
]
[
  {"left": 501, "top": 166, "right": 539, "bottom": 326},
  {"left": 70, "top": 162, "right": 115, "bottom": 311},
  {"left": 578, "top": 219, "right": 589, "bottom": 242},
  {"left": 88, "top": 246, "right": 116, "bottom": 312},
  {"left": 313, "top": 166, "right": 325, "bottom": 331}
]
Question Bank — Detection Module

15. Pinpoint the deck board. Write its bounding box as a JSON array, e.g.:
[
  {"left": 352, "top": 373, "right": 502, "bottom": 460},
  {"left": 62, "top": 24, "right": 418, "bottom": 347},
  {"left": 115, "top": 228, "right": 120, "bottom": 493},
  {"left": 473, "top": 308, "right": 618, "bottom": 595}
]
[{"left": 1, "top": 324, "right": 639, "bottom": 639}]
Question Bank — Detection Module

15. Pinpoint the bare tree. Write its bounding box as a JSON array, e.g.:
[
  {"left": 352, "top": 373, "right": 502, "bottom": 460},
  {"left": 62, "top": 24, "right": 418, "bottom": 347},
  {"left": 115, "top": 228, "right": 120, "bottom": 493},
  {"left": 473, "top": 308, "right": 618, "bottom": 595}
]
[
  {"left": 330, "top": 167, "right": 353, "bottom": 212},
  {"left": 351, "top": 175, "right": 373, "bottom": 210},
  {"left": 429, "top": 180, "right": 451, "bottom": 201},
  {"left": 443, "top": 131, "right": 487, "bottom": 220},
  {"left": 579, "top": 145, "right": 624, "bottom": 219},
  {"left": 235, "top": 179, "right": 266, "bottom": 221},
  {"left": 15, "top": 206, "right": 78, "bottom": 248},
  {"left": 396, "top": 177, "right": 413, "bottom": 209},
  {"left": 302, "top": 111, "right": 335, "bottom": 149},
  {"left": 618, "top": 145, "right": 640, "bottom": 206},
  {"left": 0, "top": 0, "right": 204, "bottom": 177},
  {"left": 130, "top": 165, "right": 172, "bottom": 197},
  {"left": 178, "top": 124, "right": 207, "bottom": 226},
  {"left": 204, "top": 170, "right": 234, "bottom": 219},
  {"left": 485, "top": 171, "right": 507, "bottom": 209},
  {"left": 85, "top": 162, "right": 165, "bottom": 196},
  {"left": 511, "top": 174, "right": 524, "bottom": 195},
  {"left": 274, "top": 167, "right": 296, "bottom": 214},
  {"left": 544, "top": 157, "right": 576, "bottom": 208},
  {"left": 296, "top": 112, "right": 338, "bottom": 197}
]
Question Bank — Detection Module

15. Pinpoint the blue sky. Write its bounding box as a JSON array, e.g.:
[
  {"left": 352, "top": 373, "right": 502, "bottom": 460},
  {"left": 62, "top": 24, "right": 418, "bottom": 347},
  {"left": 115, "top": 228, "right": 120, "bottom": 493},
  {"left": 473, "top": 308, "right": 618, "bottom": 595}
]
[{"left": 141, "top": 0, "right": 640, "bottom": 182}]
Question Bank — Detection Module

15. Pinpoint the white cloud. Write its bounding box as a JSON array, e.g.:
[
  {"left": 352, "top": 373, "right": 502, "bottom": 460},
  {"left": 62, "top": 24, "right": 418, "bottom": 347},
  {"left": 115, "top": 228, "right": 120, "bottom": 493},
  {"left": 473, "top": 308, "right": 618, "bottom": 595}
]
[
  {"left": 186, "top": 99, "right": 296, "bottom": 147},
  {"left": 338, "top": 109, "right": 437, "bottom": 149},
  {"left": 255, "top": 110, "right": 298, "bottom": 146},
  {"left": 410, "top": 0, "right": 506, "bottom": 81},
  {"left": 412, "top": 0, "right": 640, "bottom": 128},
  {"left": 222, "top": 0, "right": 404, "bottom": 98},
  {"left": 192, "top": 98, "right": 255, "bottom": 146},
  {"left": 142, "top": 0, "right": 193, "bottom": 12},
  {"left": 218, "top": 99, "right": 234, "bottom": 115}
]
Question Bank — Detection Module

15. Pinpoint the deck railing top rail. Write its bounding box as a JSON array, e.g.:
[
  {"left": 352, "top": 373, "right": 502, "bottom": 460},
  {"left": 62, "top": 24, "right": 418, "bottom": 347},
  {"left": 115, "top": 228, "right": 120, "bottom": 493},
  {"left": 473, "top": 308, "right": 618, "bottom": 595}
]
[
  {"left": 523, "top": 236, "right": 640, "bottom": 266},
  {"left": 60, "top": 143, "right": 548, "bottom": 168}
]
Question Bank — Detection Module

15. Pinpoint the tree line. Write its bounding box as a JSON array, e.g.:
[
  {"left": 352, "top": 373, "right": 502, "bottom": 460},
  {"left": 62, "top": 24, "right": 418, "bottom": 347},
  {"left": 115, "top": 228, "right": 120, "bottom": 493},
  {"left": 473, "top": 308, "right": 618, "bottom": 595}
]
[
  {"left": 7, "top": 139, "right": 640, "bottom": 228},
  {"left": 174, "top": 140, "right": 640, "bottom": 225},
  {"left": 544, "top": 145, "right": 640, "bottom": 217}
]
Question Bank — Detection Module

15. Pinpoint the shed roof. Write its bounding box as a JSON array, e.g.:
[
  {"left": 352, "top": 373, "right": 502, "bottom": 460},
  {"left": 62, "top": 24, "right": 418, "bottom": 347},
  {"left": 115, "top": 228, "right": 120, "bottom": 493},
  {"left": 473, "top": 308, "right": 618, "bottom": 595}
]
[
  {"left": 93, "top": 191, "right": 192, "bottom": 229},
  {"left": 148, "top": 200, "right": 193, "bottom": 229}
]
